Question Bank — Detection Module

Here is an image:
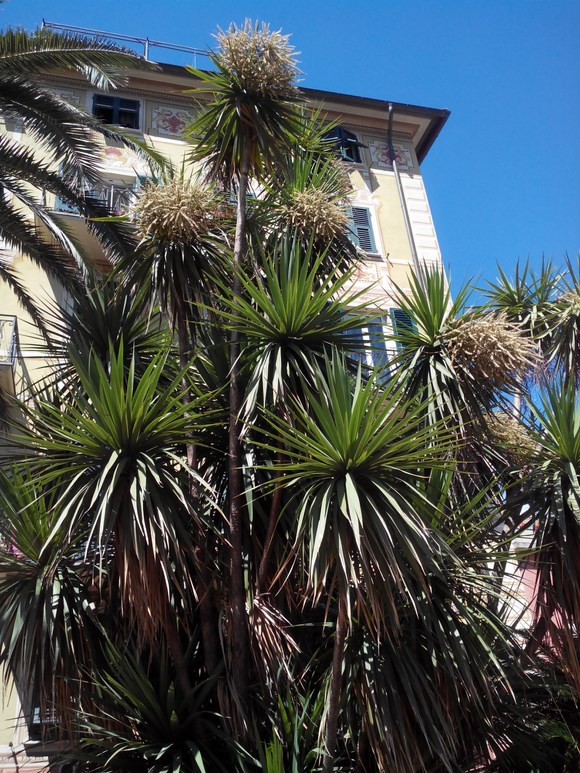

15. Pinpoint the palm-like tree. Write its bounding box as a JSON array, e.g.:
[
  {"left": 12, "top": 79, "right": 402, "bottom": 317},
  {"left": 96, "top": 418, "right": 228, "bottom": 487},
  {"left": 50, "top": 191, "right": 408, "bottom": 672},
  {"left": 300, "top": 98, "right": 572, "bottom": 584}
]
[
  {"left": 258, "top": 355, "right": 522, "bottom": 771},
  {"left": 0, "top": 27, "right": 156, "bottom": 328},
  {"left": 14, "top": 344, "right": 213, "bottom": 692},
  {"left": 186, "top": 20, "right": 305, "bottom": 708},
  {"left": 2, "top": 20, "right": 579, "bottom": 772},
  {"left": 521, "top": 383, "right": 580, "bottom": 690}
]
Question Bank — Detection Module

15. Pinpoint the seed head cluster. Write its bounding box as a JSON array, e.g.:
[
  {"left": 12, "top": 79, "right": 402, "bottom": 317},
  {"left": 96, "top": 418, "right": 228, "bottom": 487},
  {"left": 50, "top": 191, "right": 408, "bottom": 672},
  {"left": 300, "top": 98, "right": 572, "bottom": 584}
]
[
  {"left": 132, "top": 180, "right": 217, "bottom": 243},
  {"left": 488, "top": 412, "right": 537, "bottom": 466},
  {"left": 215, "top": 20, "right": 300, "bottom": 99},
  {"left": 558, "top": 290, "right": 580, "bottom": 318},
  {"left": 446, "top": 312, "right": 539, "bottom": 389},
  {"left": 282, "top": 187, "right": 349, "bottom": 241}
]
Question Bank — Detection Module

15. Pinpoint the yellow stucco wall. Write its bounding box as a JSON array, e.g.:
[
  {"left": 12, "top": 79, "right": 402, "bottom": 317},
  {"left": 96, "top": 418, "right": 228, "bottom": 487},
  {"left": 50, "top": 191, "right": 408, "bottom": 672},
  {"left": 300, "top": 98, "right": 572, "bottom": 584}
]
[{"left": 0, "top": 677, "right": 17, "bottom": 745}]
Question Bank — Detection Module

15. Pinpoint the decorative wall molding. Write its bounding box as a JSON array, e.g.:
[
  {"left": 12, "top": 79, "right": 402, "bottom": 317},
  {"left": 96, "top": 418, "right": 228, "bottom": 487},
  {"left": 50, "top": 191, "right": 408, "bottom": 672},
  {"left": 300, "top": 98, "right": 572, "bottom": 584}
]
[
  {"left": 41, "top": 76, "right": 196, "bottom": 106},
  {"left": 150, "top": 105, "right": 192, "bottom": 136},
  {"left": 55, "top": 89, "right": 81, "bottom": 105},
  {"left": 99, "top": 145, "right": 150, "bottom": 176},
  {"left": 367, "top": 141, "right": 415, "bottom": 172}
]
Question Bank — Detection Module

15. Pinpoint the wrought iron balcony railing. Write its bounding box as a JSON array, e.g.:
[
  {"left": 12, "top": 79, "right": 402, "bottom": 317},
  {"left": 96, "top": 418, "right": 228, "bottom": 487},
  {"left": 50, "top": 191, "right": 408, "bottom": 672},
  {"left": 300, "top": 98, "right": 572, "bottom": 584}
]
[{"left": 54, "top": 182, "right": 138, "bottom": 216}]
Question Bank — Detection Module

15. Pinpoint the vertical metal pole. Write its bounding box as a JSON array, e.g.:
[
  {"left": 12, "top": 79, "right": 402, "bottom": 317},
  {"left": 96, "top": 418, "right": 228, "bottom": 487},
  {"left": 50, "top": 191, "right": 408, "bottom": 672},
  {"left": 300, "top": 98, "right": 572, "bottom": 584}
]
[
  {"left": 387, "top": 102, "right": 425, "bottom": 289},
  {"left": 144, "top": 39, "right": 149, "bottom": 60}
]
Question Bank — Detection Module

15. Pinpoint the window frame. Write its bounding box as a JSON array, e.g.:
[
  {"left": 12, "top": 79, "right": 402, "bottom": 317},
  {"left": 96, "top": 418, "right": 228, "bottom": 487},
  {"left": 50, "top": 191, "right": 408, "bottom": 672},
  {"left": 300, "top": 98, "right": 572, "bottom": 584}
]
[
  {"left": 92, "top": 94, "right": 141, "bottom": 130},
  {"left": 53, "top": 174, "right": 140, "bottom": 216},
  {"left": 389, "top": 307, "right": 417, "bottom": 351},
  {"left": 345, "top": 316, "right": 391, "bottom": 377},
  {"left": 323, "top": 126, "right": 364, "bottom": 163},
  {"left": 347, "top": 205, "right": 379, "bottom": 256}
]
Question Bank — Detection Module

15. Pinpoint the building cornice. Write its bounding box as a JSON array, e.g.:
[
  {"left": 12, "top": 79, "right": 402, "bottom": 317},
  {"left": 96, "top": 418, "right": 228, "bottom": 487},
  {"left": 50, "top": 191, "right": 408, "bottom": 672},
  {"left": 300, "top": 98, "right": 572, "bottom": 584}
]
[{"left": 39, "top": 69, "right": 450, "bottom": 164}]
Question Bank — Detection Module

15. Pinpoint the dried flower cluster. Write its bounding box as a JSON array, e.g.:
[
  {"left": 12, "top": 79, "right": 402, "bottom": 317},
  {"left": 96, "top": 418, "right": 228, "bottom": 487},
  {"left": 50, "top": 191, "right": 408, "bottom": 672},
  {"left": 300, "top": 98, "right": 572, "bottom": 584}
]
[
  {"left": 282, "top": 187, "right": 349, "bottom": 241},
  {"left": 446, "top": 312, "right": 539, "bottom": 389},
  {"left": 558, "top": 290, "right": 580, "bottom": 318},
  {"left": 133, "top": 180, "right": 217, "bottom": 243},
  {"left": 487, "top": 412, "right": 537, "bottom": 466},
  {"left": 215, "top": 20, "right": 300, "bottom": 99}
]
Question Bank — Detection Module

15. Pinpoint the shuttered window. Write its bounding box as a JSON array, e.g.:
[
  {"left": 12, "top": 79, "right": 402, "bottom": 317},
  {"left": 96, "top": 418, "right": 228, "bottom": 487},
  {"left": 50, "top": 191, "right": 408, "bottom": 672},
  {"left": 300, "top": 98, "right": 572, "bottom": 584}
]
[
  {"left": 323, "top": 126, "right": 363, "bottom": 162},
  {"left": 390, "top": 307, "right": 416, "bottom": 350},
  {"left": 343, "top": 317, "right": 390, "bottom": 382},
  {"left": 347, "top": 206, "right": 378, "bottom": 254}
]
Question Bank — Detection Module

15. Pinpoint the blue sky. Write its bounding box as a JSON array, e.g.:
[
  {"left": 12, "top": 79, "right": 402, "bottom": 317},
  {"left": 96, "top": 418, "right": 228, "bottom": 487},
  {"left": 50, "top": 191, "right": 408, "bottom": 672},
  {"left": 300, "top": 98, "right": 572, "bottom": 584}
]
[{"left": 2, "top": 0, "right": 578, "bottom": 291}]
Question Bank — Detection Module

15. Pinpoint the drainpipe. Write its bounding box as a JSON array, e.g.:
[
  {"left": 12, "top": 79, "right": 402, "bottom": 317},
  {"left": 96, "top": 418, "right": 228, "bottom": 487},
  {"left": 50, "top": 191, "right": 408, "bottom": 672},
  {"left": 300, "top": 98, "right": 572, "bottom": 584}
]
[{"left": 387, "top": 102, "right": 425, "bottom": 289}]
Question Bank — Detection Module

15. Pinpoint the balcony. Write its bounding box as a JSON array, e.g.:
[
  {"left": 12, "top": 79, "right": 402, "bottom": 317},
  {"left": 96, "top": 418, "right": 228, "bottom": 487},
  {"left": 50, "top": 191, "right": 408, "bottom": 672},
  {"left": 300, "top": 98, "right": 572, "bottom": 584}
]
[{"left": 53, "top": 182, "right": 138, "bottom": 217}]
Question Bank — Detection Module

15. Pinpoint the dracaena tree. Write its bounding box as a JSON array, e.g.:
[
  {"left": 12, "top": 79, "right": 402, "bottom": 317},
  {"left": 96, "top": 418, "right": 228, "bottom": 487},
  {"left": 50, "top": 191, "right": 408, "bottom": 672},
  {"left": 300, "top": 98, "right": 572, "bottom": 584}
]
[
  {"left": 1, "top": 17, "right": 580, "bottom": 773},
  {"left": 185, "top": 20, "right": 305, "bottom": 709}
]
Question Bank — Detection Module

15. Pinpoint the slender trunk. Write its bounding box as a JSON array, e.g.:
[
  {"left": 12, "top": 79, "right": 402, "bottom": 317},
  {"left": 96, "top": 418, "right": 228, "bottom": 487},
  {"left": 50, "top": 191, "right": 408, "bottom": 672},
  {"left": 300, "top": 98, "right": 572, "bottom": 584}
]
[
  {"left": 323, "top": 591, "right": 348, "bottom": 773},
  {"left": 524, "top": 615, "right": 547, "bottom": 658},
  {"left": 163, "top": 610, "right": 192, "bottom": 696},
  {"left": 176, "top": 299, "right": 219, "bottom": 678},
  {"left": 228, "top": 143, "right": 252, "bottom": 708},
  {"left": 257, "top": 449, "right": 284, "bottom": 593},
  {"left": 354, "top": 728, "right": 369, "bottom": 773}
]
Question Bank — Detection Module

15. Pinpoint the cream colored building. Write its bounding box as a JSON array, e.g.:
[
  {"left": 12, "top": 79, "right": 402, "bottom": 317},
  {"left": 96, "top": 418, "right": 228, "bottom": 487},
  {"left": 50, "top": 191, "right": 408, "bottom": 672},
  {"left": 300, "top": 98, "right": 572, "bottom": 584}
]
[{"left": 0, "top": 30, "right": 449, "bottom": 770}]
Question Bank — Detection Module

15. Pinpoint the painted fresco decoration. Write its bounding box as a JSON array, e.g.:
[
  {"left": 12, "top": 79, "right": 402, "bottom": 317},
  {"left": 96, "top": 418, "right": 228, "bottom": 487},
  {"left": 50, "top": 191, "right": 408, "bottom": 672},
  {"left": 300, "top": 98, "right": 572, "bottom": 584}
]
[
  {"left": 368, "top": 140, "right": 415, "bottom": 172},
  {"left": 151, "top": 105, "right": 191, "bottom": 137},
  {"left": 99, "top": 145, "right": 150, "bottom": 176},
  {"left": 56, "top": 90, "right": 81, "bottom": 105}
]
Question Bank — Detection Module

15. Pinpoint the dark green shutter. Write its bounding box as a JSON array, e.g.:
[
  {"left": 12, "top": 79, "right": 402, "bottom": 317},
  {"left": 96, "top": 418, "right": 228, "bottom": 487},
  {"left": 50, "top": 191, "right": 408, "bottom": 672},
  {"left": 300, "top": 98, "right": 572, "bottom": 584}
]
[
  {"left": 390, "top": 308, "right": 416, "bottom": 350},
  {"left": 348, "top": 207, "right": 377, "bottom": 253}
]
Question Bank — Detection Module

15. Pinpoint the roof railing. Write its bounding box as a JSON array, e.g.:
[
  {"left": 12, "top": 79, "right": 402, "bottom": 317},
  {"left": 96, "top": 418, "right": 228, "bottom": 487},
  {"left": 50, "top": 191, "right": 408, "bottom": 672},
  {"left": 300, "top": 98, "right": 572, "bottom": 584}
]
[{"left": 41, "top": 20, "right": 212, "bottom": 68}]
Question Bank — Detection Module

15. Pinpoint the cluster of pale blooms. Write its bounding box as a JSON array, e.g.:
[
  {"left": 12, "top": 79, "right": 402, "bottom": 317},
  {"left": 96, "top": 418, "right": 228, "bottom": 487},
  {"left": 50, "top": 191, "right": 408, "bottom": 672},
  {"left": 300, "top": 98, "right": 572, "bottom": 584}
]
[
  {"left": 487, "top": 411, "right": 538, "bottom": 465},
  {"left": 446, "top": 311, "right": 539, "bottom": 388},
  {"left": 132, "top": 179, "right": 218, "bottom": 243},
  {"left": 215, "top": 19, "right": 300, "bottom": 99},
  {"left": 282, "top": 187, "right": 348, "bottom": 241}
]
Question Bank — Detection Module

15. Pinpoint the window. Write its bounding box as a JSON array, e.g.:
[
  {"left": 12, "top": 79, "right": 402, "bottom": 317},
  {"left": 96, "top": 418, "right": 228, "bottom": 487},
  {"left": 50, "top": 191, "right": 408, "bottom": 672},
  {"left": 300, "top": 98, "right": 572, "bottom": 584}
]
[
  {"left": 347, "top": 206, "right": 378, "bottom": 254},
  {"left": 390, "top": 307, "right": 416, "bottom": 350},
  {"left": 92, "top": 95, "right": 140, "bottom": 129},
  {"left": 345, "top": 317, "right": 390, "bottom": 377},
  {"left": 323, "top": 126, "right": 363, "bottom": 163}
]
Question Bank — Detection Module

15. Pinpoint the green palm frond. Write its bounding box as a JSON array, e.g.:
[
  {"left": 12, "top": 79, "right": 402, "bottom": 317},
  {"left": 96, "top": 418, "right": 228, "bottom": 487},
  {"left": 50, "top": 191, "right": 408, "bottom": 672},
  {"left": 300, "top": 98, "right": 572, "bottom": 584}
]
[
  {"left": 68, "top": 642, "right": 235, "bottom": 773},
  {"left": 481, "top": 257, "right": 559, "bottom": 343},
  {"left": 545, "top": 254, "right": 580, "bottom": 385},
  {"left": 38, "top": 279, "right": 174, "bottom": 392},
  {"left": 118, "top": 173, "right": 229, "bottom": 321},
  {"left": 525, "top": 380, "right": 580, "bottom": 689},
  {"left": 0, "top": 27, "right": 155, "bottom": 89},
  {"left": 258, "top": 353, "right": 455, "bottom": 626},
  {"left": 389, "top": 267, "right": 529, "bottom": 430},
  {"left": 0, "top": 466, "right": 105, "bottom": 736},
  {"left": 0, "top": 28, "right": 160, "bottom": 306},
  {"left": 185, "top": 45, "right": 304, "bottom": 183},
  {"left": 342, "top": 599, "right": 516, "bottom": 773},
  {"left": 215, "top": 235, "right": 380, "bottom": 414},
  {"left": 0, "top": 75, "right": 159, "bottom": 185},
  {"left": 16, "top": 344, "right": 216, "bottom": 640},
  {"left": 259, "top": 139, "right": 359, "bottom": 273}
]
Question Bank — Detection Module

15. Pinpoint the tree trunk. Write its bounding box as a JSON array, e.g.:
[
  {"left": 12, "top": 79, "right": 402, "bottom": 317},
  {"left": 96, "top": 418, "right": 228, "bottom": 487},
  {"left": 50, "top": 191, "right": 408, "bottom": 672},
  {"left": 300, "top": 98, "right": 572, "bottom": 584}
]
[
  {"left": 323, "top": 591, "right": 348, "bottom": 773},
  {"left": 176, "top": 299, "right": 219, "bottom": 679},
  {"left": 257, "top": 448, "right": 284, "bottom": 593},
  {"left": 228, "top": 142, "right": 252, "bottom": 709}
]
